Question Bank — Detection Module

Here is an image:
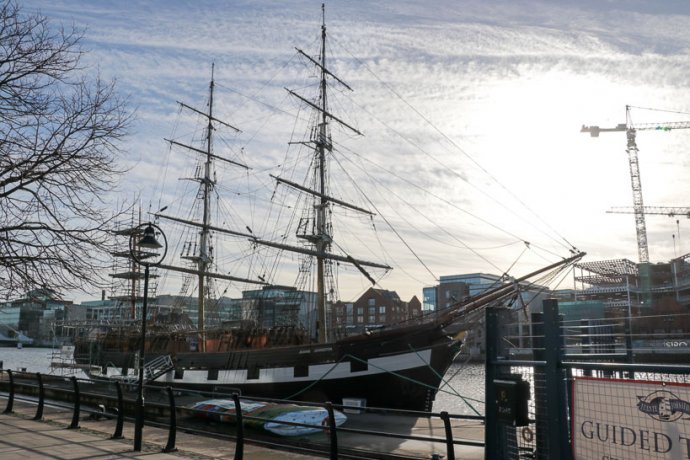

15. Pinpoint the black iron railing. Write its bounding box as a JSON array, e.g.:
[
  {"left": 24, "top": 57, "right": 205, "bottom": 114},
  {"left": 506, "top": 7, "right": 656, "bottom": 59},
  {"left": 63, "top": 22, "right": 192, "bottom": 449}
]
[{"left": 0, "top": 369, "right": 483, "bottom": 459}]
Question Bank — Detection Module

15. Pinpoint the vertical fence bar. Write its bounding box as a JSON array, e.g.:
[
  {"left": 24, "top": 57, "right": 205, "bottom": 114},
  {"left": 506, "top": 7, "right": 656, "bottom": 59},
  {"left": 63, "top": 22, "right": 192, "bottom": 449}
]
[
  {"left": 485, "top": 308, "right": 499, "bottom": 460},
  {"left": 3, "top": 370, "right": 14, "bottom": 414},
  {"left": 325, "top": 402, "right": 338, "bottom": 460},
  {"left": 624, "top": 315, "right": 634, "bottom": 378},
  {"left": 163, "top": 387, "right": 177, "bottom": 453},
  {"left": 33, "top": 372, "right": 44, "bottom": 420},
  {"left": 532, "top": 311, "right": 547, "bottom": 460},
  {"left": 231, "top": 393, "right": 243, "bottom": 460},
  {"left": 112, "top": 381, "right": 124, "bottom": 439},
  {"left": 440, "top": 411, "right": 455, "bottom": 460},
  {"left": 68, "top": 376, "right": 80, "bottom": 429},
  {"left": 580, "top": 320, "right": 592, "bottom": 377},
  {"left": 542, "top": 298, "right": 570, "bottom": 460}
]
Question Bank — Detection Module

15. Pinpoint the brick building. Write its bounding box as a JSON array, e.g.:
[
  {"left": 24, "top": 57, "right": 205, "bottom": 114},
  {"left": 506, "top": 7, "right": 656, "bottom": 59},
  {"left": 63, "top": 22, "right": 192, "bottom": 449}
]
[{"left": 332, "top": 287, "right": 421, "bottom": 333}]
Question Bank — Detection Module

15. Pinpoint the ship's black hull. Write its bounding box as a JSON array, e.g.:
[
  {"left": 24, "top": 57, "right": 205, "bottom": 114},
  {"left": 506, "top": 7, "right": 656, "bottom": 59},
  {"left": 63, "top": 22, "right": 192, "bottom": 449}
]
[
  {"left": 79, "top": 321, "right": 462, "bottom": 412},
  {"left": 155, "top": 346, "right": 454, "bottom": 412}
]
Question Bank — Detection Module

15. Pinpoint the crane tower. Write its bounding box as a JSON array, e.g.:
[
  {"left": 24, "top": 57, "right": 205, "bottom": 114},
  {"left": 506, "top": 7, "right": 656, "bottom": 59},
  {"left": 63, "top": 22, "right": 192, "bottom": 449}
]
[{"left": 581, "top": 105, "right": 690, "bottom": 263}]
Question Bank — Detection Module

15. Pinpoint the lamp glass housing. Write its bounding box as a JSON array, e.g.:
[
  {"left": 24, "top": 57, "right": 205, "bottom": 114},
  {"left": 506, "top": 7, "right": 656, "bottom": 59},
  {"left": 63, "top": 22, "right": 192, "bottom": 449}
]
[{"left": 138, "top": 225, "right": 163, "bottom": 249}]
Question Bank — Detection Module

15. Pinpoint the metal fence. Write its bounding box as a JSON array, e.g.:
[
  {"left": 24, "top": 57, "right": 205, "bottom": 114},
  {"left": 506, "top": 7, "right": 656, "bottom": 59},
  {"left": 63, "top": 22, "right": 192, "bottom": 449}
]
[
  {"left": 485, "top": 298, "right": 690, "bottom": 460},
  {"left": 6, "top": 298, "right": 687, "bottom": 459},
  {"left": 0, "top": 368, "right": 482, "bottom": 459}
]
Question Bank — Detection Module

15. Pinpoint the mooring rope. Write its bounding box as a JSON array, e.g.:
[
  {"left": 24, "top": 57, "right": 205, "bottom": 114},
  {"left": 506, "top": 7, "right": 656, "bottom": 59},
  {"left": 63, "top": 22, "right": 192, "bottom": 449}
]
[
  {"left": 407, "top": 344, "right": 483, "bottom": 416},
  {"left": 284, "top": 350, "right": 485, "bottom": 414},
  {"left": 283, "top": 354, "right": 351, "bottom": 400}
]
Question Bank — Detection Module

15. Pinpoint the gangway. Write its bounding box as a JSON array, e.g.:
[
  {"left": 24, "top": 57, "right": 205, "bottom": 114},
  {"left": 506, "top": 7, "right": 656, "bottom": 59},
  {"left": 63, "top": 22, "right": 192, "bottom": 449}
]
[{"left": 143, "top": 354, "right": 174, "bottom": 382}]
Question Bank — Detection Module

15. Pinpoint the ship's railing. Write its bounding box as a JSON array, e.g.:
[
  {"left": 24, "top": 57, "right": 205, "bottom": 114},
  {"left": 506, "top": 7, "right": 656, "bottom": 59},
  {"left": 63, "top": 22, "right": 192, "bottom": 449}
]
[{"left": 0, "top": 369, "right": 482, "bottom": 459}]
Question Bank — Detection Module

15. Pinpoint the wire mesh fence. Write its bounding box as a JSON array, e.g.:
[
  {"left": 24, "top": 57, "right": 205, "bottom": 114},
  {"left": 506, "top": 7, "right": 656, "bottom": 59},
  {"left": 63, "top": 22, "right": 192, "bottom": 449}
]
[{"left": 486, "top": 300, "right": 690, "bottom": 460}]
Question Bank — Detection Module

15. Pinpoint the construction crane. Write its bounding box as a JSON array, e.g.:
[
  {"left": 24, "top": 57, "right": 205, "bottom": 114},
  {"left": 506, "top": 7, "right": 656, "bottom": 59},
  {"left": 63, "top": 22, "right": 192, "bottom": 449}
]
[
  {"left": 581, "top": 105, "right": 690, "bottom": 263},
  {"left": 607, "top": 206, "right": 690, "bottom": 219},
  {"left": 607, "top": 206, "right": 689, "bottom": 258}
]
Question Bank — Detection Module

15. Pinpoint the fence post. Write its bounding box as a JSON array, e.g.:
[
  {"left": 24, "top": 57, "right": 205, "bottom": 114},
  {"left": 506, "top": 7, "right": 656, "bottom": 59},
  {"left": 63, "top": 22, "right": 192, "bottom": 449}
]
[
  {"left": 3, "top": 370, "right": 14, "bottom": 414},
  {"left": 542, "top": 298, "right": 570, "bottom": 460},
  {"left": 231, "top": 393, "right": 244, "bottom": 460},
  {"left": 68, "top": 376, "right": 80, "bottom": 429},
  {"left": 440, "top": 411, "right": 455, "bottom": 460},
  {"left": 111, "top": 381, "right": 124, "bottom": 439},
  {"left": 163, "top": 387, "right": 177, "bottom": 453},
  {"left": 531, "top": 311, "right": 548, "bottom": 460},
  {"left": 624, "top": 314, "right": 634, "bottom": 377},
  {"left": 325, "top": 402, "right": 338, "bottom": 460},
  {"left": 485, "top": 308, "right": 499, "bottom": 460},
  {"left": 33, "top": 372, "right": 44, "bottom": 420}
]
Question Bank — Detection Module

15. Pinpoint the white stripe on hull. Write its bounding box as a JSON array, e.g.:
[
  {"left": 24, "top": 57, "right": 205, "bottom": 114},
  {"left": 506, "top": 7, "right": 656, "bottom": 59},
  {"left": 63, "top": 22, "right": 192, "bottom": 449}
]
[{"left": 132, "top": 348, "right": 435, "bottom": 386}]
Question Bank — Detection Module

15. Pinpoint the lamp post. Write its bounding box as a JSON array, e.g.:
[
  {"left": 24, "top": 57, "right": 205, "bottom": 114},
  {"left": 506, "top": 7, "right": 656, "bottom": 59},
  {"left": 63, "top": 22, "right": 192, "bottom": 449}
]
[{"left": 129, "top": 222, "right": 167, "bottom": 452}]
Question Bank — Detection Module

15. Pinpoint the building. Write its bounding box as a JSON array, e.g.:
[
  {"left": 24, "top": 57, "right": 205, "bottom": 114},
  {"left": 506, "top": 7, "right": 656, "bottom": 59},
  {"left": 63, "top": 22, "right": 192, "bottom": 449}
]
[
  {"left": 556, "top": 256, "right": 690, "bottom": 313},
  {"left": 156, "top": 287, "right": 318, "bottom": 335},
  {"left": 423, "top": 273, "right": 507, "bottom": 312},
  {"left": 550, "top": 255, "right": 690, "bottom": 358},
  {"left": 424, "top": 273, "right": 553, "bottom": 359},
  {"left": 331, "top": 287, "right": 421, "bottom": 334},
  {"left": 235, "top": 286, "right": 317, "bottom": 336},
  {"left": 0, "top": 304, "right": 21, "bottom": 329},
  {"left": 0, "top": 289, "right": 76, "bottom": 345}
]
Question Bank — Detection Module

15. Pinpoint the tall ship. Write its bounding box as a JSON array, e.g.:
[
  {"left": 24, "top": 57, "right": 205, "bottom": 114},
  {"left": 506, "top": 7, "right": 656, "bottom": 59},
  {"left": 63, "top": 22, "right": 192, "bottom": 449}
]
[{"left": 73, "top": 7, "right": 583, "bottom": 412}]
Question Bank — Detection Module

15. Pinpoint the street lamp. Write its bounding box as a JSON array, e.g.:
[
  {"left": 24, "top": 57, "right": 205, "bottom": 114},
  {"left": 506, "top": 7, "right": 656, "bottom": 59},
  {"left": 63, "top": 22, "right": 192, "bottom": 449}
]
[{"left": 129, "top": 222, "right": 167, "bottom": 452}]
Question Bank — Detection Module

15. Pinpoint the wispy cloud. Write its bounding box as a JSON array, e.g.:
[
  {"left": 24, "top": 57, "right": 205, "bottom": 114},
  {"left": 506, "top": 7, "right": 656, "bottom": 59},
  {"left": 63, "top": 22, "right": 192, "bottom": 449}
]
[{"left": 20, "top": 0, "right": 690, "bottom": 301}]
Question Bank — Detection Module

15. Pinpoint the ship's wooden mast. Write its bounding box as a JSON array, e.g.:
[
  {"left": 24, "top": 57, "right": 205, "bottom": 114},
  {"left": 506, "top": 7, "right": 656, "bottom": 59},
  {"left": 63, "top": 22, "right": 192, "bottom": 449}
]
[
  {"left": 158, "top": 64, "right": 253, "bottom": 351},
  {"left": 196, "top": 65, "right": 216, "bottom": 351},
  {"left": 282, "top": 5, "right": 387, "bottom": 343},
  {"left": 315, "top": 4, "right": 329, "bottom": 343}
]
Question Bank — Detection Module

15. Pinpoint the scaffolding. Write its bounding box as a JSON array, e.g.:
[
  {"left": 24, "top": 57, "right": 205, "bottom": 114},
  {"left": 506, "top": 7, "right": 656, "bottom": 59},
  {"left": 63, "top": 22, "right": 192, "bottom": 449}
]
[{"left": 572, "top": 255, "right": 690, "bottom": 312}]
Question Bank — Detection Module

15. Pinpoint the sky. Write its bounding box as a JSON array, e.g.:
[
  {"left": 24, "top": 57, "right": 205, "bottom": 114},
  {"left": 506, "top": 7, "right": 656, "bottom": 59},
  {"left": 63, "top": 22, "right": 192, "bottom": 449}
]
[{"left": 19, "top": 0, "right": 690, "bottom": 303}]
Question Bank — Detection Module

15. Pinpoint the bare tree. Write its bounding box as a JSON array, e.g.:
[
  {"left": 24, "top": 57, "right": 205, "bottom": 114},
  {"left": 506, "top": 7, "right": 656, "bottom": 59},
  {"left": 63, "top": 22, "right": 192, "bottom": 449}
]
[{"left": 0, "top": 1, "right": 131, "bottom": 299}]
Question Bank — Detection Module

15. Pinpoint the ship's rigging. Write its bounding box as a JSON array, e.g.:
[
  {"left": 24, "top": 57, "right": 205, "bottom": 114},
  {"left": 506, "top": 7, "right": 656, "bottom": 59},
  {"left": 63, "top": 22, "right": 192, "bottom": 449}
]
[
  {"left": 154, "top": 13, "right": 394, "bottom": 346},
  {"left": 274, "top": 5, "right": 393, "bottom": 343},
  {"left": 138, "top": 4, "right": 590, "bottom": 348},
  {"left": 155, "top": 64, "right": 263, "bottom": 351},
  {"left": 64, "top": 5, "right": 589, "bottom": 413}
]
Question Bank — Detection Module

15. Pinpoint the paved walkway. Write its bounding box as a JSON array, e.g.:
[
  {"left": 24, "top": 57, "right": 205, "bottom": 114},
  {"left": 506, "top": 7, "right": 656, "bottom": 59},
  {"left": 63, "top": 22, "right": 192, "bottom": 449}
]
[
  {"left": 0, "top": 416, "right": 179, "bottom": 459},
  {"left": 0, "top": 398, "right": 322, "bottom": 459},
  {"left": 0, "top": 396, "right": 485, "bottom": 459}
]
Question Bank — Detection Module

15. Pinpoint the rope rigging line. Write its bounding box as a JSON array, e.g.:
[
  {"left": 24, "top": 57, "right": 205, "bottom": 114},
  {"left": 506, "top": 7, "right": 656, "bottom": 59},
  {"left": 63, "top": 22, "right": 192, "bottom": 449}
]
[
  {"left": 327, "top": 149, "right": 440, "bottom": 280},
  {"left": 333, "top": 140, "right": 534, "bottom": 252},
  {"left": 336, "top": 97, "right": 575, "bottom": 255},
  {"left": 439, "top": 353, "right": 481, "bottom": 405},
  {"left": 329, "top": 238, "right": 388, "bottom": 287},
  {"left": 407, "top": 344, "right": 483, "bottom": 416},
  {"left": 500, "top": 243, "right": 530, "bottom": 278},
  {"left": 330, "top": 35, "right": 578, "bottom": 255},
  {"left": 324, "top": 150, "right": 440, "bottom": 279},
  {"left": 257, "top": 104, "right": 318, "bottom": 285},
  {"left": 283, "top": 353, "right": 350, "bottom": 400},
  {"left": 284, "top": 351, "right": 484, "bottom": 403},
  {"left": 344, "top": 353, "right": 483, "bottom": 400},
  {"left": 213, "top": 50, "right": 300, "bottom": 146},
  {"left": 370, "top": 220, "right": 431, "bottom": 287},
  {"left": 334, "top": 140, "right": 580, "bottom": 286},
  {"left": 515, "top": 261, "right": 577, "bottom": 318}
]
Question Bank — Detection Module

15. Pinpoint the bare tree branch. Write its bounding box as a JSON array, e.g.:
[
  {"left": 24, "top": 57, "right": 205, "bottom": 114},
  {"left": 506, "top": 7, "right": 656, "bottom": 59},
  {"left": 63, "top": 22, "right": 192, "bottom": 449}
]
[{"left": 0, "top": 1, "right": 132, "bottom": 299}]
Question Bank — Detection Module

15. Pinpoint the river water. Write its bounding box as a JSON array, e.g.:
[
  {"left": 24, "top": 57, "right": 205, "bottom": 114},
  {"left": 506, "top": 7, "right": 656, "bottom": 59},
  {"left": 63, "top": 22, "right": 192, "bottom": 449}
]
[{"left": 0, "top": 347, "right": 485, "bottom": 415}]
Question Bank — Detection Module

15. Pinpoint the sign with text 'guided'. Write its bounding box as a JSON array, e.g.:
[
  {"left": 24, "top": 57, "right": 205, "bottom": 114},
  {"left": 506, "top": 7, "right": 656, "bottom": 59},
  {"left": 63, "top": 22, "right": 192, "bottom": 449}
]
[{"left": 573, "top": 377, "right": 690, "bottom": 459}]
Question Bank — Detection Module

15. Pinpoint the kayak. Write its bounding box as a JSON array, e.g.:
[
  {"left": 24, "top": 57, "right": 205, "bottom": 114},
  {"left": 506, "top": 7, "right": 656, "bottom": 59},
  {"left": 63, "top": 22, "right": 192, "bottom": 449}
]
[{"left": 189, "top": 398, "right": 347, "bottom": 436}]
